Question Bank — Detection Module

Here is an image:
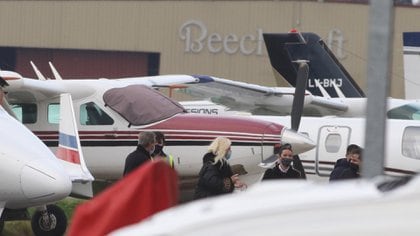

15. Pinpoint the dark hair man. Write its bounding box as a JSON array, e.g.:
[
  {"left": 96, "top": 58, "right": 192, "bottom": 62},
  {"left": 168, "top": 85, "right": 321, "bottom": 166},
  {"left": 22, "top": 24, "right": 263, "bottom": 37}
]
[{"left": 329, "top": 144, "right": 363, "bottom": 182}]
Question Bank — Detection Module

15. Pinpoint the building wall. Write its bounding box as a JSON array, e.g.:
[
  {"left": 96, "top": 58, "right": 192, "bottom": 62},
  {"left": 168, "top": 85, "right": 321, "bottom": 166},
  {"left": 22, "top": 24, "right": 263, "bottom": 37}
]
[
  {"left": 0, "top": 1, "right": 417, "bottom": 98},
  {"left": 14, "top": 48, "right": 150, "bottom": 79}
]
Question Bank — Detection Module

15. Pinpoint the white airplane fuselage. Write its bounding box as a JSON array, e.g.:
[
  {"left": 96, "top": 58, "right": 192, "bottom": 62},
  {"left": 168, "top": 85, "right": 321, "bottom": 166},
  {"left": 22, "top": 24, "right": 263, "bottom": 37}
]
[
  {"left": 0, "top": 107, "right": 72, "bottom": 209},
  {"left": 182, "top": 101, "right": 420, "bottom": 178},
  {"left": 4, "top": 78, "right": 314, "bottom": 182},
  {"left": 255, "top": 116, "right": 420, "bottom": 177}
]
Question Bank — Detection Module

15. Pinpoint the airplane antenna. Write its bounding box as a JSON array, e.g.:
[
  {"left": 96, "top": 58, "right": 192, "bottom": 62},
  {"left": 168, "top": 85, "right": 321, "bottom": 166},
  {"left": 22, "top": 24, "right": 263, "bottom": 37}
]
[
  {"left": 332, "top": 81, "right": 345, "bottom": 98},
  {"left": 314, "top": 80, "right": 331, "bottom": 98},
  {"left": 30, "top": 61, "right": 48, "bottom": 80},
  {"left": 49, "top": 61, "right": 63, "bottom": 80}
]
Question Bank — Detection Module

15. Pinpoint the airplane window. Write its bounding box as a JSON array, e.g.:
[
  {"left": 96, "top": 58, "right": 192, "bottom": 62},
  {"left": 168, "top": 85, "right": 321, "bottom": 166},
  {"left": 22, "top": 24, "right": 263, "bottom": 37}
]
[
  {"left": 387, "top": 103, "right": 420, "bottom": 120},
  {"left": 48, "top": 103, "right": 60, "bottom": 124},
  {"left": 402, "top": 126, "right": 420, "bottom": 160},
  {"left": 11, "top": 103, "right": 37, "bottom": 124},
  {"left": 324, "top": 133, "right": 341, "bottom": 153},
  {"left": 80, "top": 102, "right": 114, "bottom": 125}
]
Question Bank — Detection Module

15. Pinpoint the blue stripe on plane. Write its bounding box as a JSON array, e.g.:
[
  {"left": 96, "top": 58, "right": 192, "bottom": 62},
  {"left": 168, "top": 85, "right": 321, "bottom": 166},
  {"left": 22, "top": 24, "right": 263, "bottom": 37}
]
[
  {"left": 403, "top": 32, "right": 420, "bottom": 47},
  {"left": 192, "top": 75, "right": 215, "bottom": 83},
  {"left": 59, "top": 132, "right": 77, "bottom": 149}
]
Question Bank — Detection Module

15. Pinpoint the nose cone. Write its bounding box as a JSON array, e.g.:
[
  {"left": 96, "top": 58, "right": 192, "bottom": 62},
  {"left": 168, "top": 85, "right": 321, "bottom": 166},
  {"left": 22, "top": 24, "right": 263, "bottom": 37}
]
[
  {"left": 281, "top": 129, "right": 315, "bottom": 154},
  {"left": 21, "top": 160, "right": 72, "bottom": 202}
]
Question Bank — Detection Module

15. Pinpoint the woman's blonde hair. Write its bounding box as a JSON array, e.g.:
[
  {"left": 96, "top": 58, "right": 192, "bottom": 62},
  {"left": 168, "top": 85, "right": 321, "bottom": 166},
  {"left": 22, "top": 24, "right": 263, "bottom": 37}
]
[{"left": 208, "top": 136, "right": 231, "bottom": 164}]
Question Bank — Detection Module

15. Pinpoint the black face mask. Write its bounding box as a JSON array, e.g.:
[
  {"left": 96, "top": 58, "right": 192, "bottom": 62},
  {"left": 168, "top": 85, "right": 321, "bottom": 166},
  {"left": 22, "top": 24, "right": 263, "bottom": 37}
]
[
  {"left": 349, "top": 162, "right": 359, "bottom": 171},
  {"left": 281, "top": 158, "right": 293, "bottom": 167},
  {"left": 153, "top": 145, "right": 163, "bottom": 156}
]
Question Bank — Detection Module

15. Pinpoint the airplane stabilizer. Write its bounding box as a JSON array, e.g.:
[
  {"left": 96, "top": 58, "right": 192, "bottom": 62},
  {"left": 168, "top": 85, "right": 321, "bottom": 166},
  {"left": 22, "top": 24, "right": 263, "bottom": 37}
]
[
  {"left": 263, "top": 31, "right": 365, "bottom": 98},
  {"left": 56, "top": 93, "right": 94, "bottom": 198}
]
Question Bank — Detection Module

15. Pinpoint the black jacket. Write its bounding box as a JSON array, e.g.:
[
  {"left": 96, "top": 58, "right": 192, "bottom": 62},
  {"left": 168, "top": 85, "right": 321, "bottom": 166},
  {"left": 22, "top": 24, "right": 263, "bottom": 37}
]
[
  {"left": 123, "top": 145, "right": 151, "bottom": 176},
  {"left": 329, "top": 158, "right": 359, "bottom": 181},
  {"left": 262, "top": 163, "right": 301, "bottom": 180},
  {"left": 194, "top": 152, "right": 234, "bottom": 199}
]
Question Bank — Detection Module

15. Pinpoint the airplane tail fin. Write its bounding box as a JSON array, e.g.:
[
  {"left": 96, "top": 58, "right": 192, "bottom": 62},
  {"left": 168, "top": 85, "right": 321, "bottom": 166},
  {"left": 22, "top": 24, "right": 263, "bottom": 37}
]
[
  {"left": 56, "top": 93, "right": 94, "bottom": 198},
  {"left": 402, "top": 32, "right": 420, "bottom": 99},
  {"left": 263, "top": 31, "right": 365, "bottom": 98}
]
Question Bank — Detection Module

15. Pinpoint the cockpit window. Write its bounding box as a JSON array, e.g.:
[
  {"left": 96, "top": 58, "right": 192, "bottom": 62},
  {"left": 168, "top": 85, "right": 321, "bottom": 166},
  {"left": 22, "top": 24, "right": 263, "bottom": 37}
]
[
  {"left": 80, "top": 102, "right": 114, "bottom": 125},
  {"left": 387, "top": 103, "right": 420, "bottom": 120},
  {"left": 12, "top": 103, "right": 37, "bottom": 124},
  {"left": 402, "top": 126, "right": 420, "bottom": 160}
]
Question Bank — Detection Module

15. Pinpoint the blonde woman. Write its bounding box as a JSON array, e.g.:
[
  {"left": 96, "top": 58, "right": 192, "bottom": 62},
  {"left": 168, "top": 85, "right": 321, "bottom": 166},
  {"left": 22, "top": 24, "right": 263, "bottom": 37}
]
[{"left": 194, "top": 137, "right": 245, "bottom": 199}]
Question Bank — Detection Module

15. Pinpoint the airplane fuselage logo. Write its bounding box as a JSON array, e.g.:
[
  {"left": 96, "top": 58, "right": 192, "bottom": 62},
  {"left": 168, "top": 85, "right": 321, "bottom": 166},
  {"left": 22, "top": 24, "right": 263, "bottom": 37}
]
[
  {"left": 308, "top": 78, "right": 343, "bottom": 88},
  {"left": 179, "top": 20, "right": 264, "bottom": 56},
  {"left": 186, "top": 108, "right": 219, "bottom": 115}
]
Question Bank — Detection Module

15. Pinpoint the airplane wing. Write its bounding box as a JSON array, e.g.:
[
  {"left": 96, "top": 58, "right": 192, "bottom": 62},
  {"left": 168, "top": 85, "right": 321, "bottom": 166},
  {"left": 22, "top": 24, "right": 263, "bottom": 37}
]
[
  {"left": 56, "top": 93, "right": 95, "bottom": 198},
  {"left": 2, "top": 69, "right": 199, "bottom": 102},
  {"left": 45, "top": 61, "right": 199, "bottom": 87},
  {"left": 180, "top": 75, "right": 349, "bottom": 116}
]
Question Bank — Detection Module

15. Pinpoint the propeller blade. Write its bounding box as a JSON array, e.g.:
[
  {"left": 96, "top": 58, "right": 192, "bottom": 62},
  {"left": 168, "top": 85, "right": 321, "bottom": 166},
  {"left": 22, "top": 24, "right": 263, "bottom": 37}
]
[{"left": 291, "top": 62, "right": 309, "bottom": 131}]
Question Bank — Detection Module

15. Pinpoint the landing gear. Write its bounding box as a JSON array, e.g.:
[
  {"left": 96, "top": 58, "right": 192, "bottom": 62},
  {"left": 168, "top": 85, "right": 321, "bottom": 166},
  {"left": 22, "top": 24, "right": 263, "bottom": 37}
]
[{"left": 31, "top": 205, "right": 67, "bottom": 236}]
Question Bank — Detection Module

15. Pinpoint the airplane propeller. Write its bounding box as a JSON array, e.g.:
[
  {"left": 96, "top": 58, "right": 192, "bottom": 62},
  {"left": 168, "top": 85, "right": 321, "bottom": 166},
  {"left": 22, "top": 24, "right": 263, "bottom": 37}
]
[
  {"left": 259, "top": 60, "right": 310, "bottom": 179},
  {"left": 289, "top": 60, "right": 309, "bottom": 179},
  {"left": 291, "top": 61, "right": 309, "bottom": 132}
]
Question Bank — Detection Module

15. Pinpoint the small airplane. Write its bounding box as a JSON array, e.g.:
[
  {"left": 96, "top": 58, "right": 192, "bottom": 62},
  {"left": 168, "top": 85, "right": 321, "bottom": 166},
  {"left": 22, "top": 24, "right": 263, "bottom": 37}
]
[
  {"left": 1, "top": 70, "right": 315, "bottom": 185},
  {"left": 402, "top": 31, "right": 420, "bottom": 100},
  {"left": 109, "top": 174, "right": 420, "bottom": 235},
  {"left": 0, "top": 77, "right": 93, "bottom": 235},
  {"left": 177, "top": 30, "right": 420, "bottom": 120},
  {"left": 182, "top": 31, "right": 420, "bottom": 180},
  {"left": 180, "top": 99, "right": 420, "bottom": 179}
]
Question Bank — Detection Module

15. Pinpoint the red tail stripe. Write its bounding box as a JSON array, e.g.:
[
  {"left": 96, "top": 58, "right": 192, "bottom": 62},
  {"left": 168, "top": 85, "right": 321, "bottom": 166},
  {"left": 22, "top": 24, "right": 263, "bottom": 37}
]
[{"left": 56, "top": 147, "right": 81, "bottom": 164}]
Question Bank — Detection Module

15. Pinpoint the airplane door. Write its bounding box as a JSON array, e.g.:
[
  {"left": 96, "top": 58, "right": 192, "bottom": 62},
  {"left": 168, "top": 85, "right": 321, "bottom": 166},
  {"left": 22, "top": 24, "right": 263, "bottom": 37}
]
[{"left": 316, "top": 126, "right": 351, "bottom": 177}]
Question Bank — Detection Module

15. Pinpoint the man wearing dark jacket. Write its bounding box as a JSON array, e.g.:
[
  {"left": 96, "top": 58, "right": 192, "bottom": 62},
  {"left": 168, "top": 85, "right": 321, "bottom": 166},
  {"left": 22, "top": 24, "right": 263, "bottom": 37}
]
[
  {"left": 123, "top": 131, "right": 156, "bottom": 176},
  {"left": 262, "top": 145, "right": 301, "bottom": 180},
  {"left": 329, "top": 144, "right": 363, "bottom": 181}
]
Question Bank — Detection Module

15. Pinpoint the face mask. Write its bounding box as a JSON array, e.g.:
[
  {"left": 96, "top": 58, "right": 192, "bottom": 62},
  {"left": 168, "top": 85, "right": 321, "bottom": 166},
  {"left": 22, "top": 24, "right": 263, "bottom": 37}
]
[
  {"left": 153, "top": 145, "right": 163, "bottom": 155},
  {"left": 281, "top": 158, "right": 293, "bottom": 167},
  {"left": 349, "top": 162, "right": 359, "bottom": 171},
  {"left": 225, "top": 150, "right": 232, "bottom": 160}
]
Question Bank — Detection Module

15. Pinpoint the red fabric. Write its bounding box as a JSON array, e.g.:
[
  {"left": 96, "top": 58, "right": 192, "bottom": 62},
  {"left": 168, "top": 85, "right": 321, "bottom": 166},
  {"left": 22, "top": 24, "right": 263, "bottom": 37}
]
[{"left": 67, "top": 161, "right": 179, "bottom": 236}]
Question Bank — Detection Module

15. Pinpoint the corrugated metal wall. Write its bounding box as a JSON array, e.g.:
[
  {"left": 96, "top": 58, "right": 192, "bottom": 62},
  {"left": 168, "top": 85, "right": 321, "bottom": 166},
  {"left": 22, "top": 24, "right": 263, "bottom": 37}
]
[
  {"left": 13, "top": 48, "right": 150, "bottom": 79},
  {"left": 0, "top": 1, "right": 417, "bottom": 98}
]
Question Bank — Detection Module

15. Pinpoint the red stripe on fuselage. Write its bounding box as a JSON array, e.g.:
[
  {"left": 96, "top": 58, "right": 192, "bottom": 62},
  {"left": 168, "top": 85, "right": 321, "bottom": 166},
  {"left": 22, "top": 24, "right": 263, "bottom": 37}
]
[{"left": 33, "top": 114, "right": 284, "bottom": 143}]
